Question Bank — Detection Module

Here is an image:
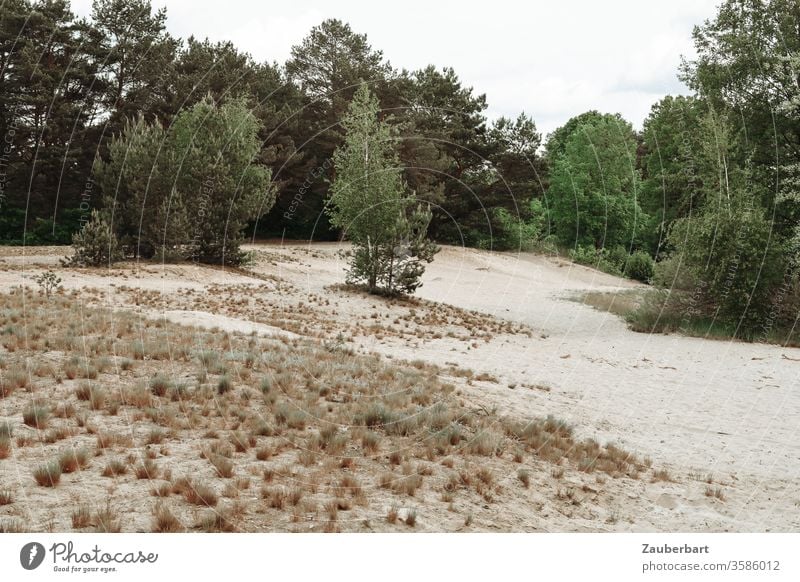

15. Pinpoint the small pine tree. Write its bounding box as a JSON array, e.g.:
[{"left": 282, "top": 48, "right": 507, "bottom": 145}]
[
  {"left": 327, "top": 84, "right": 438, "bottom": 295},
  {"left": 66, "top": 210, "right": 121, "bottom": 267},
  {"left": 93, "top": 98, "right": 272, "bottom": 265}
]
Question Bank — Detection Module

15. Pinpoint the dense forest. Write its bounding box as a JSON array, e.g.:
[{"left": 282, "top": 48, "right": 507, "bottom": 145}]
[{"left": 1, "top": 0, "right": 799, "bottom": 337}]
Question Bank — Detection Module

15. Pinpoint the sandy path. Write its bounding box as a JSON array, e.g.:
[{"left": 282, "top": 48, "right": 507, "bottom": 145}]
[
  {"left": 258, "top": 243, "right": 800, "bottom": 530},
  {"left": 242, "top": 243, "right": 799, "bottom": 476}
]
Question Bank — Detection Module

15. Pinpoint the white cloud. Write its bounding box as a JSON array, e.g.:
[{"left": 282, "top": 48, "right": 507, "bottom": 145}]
[{"left": 69, "top": 0, "right": 721, "bottom": 134}]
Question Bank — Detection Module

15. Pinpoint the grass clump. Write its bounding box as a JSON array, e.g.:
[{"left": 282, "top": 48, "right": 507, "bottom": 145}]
[
  {"left": 217, "top": 375, "right": 233, "bottom": 395},
  {"left": 152, "top": 503, "right": 183, "bottom": 532},
  {"left": 58, "top": 448, "right": 90, "bottom": 473},
  {"left": 149, "top": 375, "right": 173, "bottom": 397},
  {"left": 34, "top": 461, "right": 62, "bottom": 487},
  {"left": 22, "top": 405, "right": 49, "bottom": 429},
  {"left": 101, "top": 458, "right": 128, "bottom": 477},
  {"left": 184, "top": 482, "right": 218, "bottom": 507}
]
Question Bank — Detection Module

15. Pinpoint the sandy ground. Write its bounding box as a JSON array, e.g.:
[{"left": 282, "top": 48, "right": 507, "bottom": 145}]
[{"left": 1, "top": 243, "right": 798, "bottom": 531}]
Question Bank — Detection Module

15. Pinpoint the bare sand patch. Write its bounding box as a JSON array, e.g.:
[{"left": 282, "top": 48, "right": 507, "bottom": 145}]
[{"left": 1, "top": 243, "right": 798, "bottom": 531}]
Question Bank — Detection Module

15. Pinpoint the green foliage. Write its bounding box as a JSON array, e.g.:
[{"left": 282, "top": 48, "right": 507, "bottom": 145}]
[
  {"left": 639, "top": 95, "right": 707, "bottom": 254},
  {"left": 657, "top": 109, "right": 790, "bottom": 334},
  {"left": 93, "top": 115, "right": 169, "bottom": 257},
  {"left": 623, "top": 251, "right": 655, "bottom": 283},
  {"left": 0, "top": 208, "right": 86, "bottom": 245},
  {"left": 90, "top": 0, "right": 178, "bottom": 124},
  {"left": 683, "top": 0, "right": 800, "bottom": 240},
  {"left": 544, "top": 110, "right": 608, "bottom": 162},
  {"left": 396, "top": 67, "right": 544, "bottom": 244},
  {"left": 0, "top": 0, "right": 101, "bottom": 242},
  {"left": 490, "top": 199, "right": 546, "bottom": 251},
  {"left": 168, "top": 98, "right": 274, "bottom": 264},
  {"left": 668, "top": 192, "right": 787, "bottom": 334},
  {"left": 651, "top": 255, "right": 696, "bottom": 291},
  {"left": 66, "top": 210, "right": 121, "bottom": 267},
  {"left": 94, "top": 98, "right": 274, "bottom": 265},
  {"left": 328, "top": 85, "right": 438, "bottom": 295},
  {"left": 546, "top": 113, "right": 647, "bottom": 250},
  {"left": 2, "top": 7, "right": 543, "bottom": 250},
  {"left": 569, "top": 245, "right": 624, "bottom": 277},
  {"left": 569, "top": 244, "right": 654, "bottom": 282},
  {"left": 33, "top": 271, "right": 62, "bottom": 296}
]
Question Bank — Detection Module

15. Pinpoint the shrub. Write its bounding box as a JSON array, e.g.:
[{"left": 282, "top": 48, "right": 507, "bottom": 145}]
[
  {"left": 569, "top": 245, "right": 623, "bottom": 276},
  {"left": 149, "top": 375, "right": 173, "bottom": 397},
  {"left": 651, "top": 255, "right": 696, "bottom": 290},
  {"left": 101, "top": 459, "right": 128, "bottom": 477},
  {"left": 93, "top": 502, "right": 122, "bottom": 532},
  {"left": 75, "top": 384, "right": 106, "bottom": 410},
  {"left": 624, "top": 251, "right": 655, "bottom": 282},
  {"left": 34, "top": 271, "right": 62, "bottom": 296},
  {"left": 207, "top": 453, "right": 234, "bottom": 478},
  {"left": 94, "top": 99, "right": 274, "bottom": 265},
  {"left": 667, "top": 188, "right": 787, "bottom": 334},
  {"left": 490, "top": 200, "right": 545, "bottom": 252},
  {"left": 135, "top": 459, "right": 160, "bottom": 480},
  {"left": 71, "top": 504, "right": 91, "bottom": 528},
  {"left": 184, "top": 482, "right": 218, "bottom": 507},
  {"left": 152, "top": 503, "right": 183, "bottom": 533},
  {"left": 65, "top": 210, "right": 120, "bottom": 267}
]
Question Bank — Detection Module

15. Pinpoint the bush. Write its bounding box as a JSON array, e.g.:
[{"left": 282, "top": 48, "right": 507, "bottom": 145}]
[
  {"left": 65, "top": 211, "right": 120, "bottom": 267},
  {"left": 94, "top": 99, "right": 274, "bottom": 265},
  {"left": 491, "top": 199, "right": 545, "bottom": 251},
  {"left": 569, "top": 245, "right": 623, "bottom": 276},
  {"left": 652, "top": 255, "right": 697, "bottom": 290},
  {"left": 570, "top": 245, "right": 655, "bottom": 282},
  {"left": 668, "top": 192, "right": 787, "bottom": 333},
  {"left": 624, "top": 251, "right": 655, "bottom": 282},
  {"left": 33, "top": 271, "right": 62, "bottom": 296}
]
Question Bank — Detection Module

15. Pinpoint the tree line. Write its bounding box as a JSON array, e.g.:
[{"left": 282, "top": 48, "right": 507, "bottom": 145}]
[
  {"left": 1, "top": 0, "right": 799, "bottom": 336},
  {"left": 0, "top": 0, "right": 542, "bottom": 249}
]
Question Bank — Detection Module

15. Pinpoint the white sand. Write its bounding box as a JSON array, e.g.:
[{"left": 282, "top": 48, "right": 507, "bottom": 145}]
[{"left": 2, "top": 242, "right": 798, "bottom": 531}]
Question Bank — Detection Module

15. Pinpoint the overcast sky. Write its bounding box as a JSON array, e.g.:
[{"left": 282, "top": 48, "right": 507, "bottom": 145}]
[{"left": 71, "top": 0, "right": 721, "bottom": 136}]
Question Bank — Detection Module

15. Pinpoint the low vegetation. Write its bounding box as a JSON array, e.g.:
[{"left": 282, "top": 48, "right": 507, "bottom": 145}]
[{"left": 0, "top": 287, "right": 671, "bottom": 532}]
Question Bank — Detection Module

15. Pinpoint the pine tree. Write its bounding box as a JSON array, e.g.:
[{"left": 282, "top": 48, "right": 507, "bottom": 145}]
[{"left": 327, "top": 84, "right": 437, "bottom": 295}]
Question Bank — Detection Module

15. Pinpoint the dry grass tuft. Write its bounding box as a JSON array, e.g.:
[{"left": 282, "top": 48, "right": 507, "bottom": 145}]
[
  {"left": 207, "top": 453, "right": 234, "bottom": 478},
  {"left": 135, "top": 459, "right": 160, "bottom": 480},
  {"left": 22, "top": 405, "right": 50, "bottom": 429},
  {"left": 184, "top": 482, "right": 219, "bottom": 507},
  {"left": 58, "top": 448, "right": 89, "bottom": 473},
  {"left": 93, "top": 501, "right": 122, "bottom": 532},
  {"left": 651, "top": 468, "right": 672, "bottom": 482},
  {"left": 101, "top": 458, "right": 128, "bottom": 477},
  {"left": 152, "top": 503, "right": 183, "bottom": 532},
  {"left": 33, "top": 461, "right": 62, "bottom": 487},
  {"left": 71, "top": 504, "right": 91, "bottom": 529}
]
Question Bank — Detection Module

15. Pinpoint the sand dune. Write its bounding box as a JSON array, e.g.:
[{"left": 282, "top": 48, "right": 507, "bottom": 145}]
[{"left": 1, "top": 242, "right": 798, "bottom": 531}]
